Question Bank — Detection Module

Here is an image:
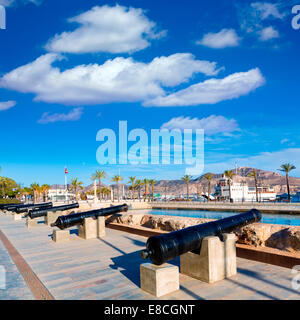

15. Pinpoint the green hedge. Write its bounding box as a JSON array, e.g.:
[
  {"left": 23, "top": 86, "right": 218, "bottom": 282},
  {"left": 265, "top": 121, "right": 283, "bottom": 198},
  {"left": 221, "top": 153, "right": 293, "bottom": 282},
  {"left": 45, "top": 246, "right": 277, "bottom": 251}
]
[{"left": 0, "top": 199, "right": 21, "bottom": 205}]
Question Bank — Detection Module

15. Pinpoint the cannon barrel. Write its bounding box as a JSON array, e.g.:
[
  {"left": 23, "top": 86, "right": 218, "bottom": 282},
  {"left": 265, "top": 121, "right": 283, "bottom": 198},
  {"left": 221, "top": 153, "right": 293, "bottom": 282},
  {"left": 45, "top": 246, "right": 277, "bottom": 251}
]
[
  {"left": 15, "top": 202, "right": 53, "bottom": 214},
  {"left": 6, "top": 203, "right": 36, "bottom": 212},
  {"left": 5, "top": 203, "right": 33, "bottom": 211},
  {"left": 0, "top": 203, "right": 21, "bottom": 210},
  {"left": 140, "top": 209, "right": 262, "bottom": 265},
  {"left": 28, "top": 203, "right": 80, "bottom": 219},
  {"left": 51, "top": 204, "right": 128, "bottom": 230}
]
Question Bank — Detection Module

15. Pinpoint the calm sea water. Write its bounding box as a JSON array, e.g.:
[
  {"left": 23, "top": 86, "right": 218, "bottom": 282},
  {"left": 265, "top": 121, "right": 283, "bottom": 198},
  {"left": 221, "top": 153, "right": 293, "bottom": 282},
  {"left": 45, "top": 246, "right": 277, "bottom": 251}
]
[{"left": 138, "top": 209, "right": 300, "bottom": 226}]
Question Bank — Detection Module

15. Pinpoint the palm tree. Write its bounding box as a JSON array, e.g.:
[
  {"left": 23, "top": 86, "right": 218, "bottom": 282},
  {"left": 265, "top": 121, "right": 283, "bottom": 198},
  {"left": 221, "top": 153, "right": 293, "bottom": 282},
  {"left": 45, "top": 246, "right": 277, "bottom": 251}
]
[
  {"left": 100, "top": 187, "right": 111, "bottom": 201},
  {"left": 111, "top": 175, "right": 123, "bottom": 202},
  {"left": 70, "top": 178, "right": 84, "bottom": 202},
  {"left": 149, "top": 179, "right": 156, "bottom": 202},
  {"left": 0, "top": 177, "right": 6, "bottom": 199},
  {"left": 278, "top": 163, "right": 296, "bottom": 202},
  {"left": 135, "top": 180, "right": 143, "bottom": 202},
  {"left": 181, "top": 175, "right": 192, "bottom": 201},
  {"left": 91, "top": 170, "right": 107, "bottom": 202},
  {"left": 142, "top": 179, "right": 150, "bottom": 202},
  {"left": 203, "top": 173, "right": 213, "bottom": 201},
  {"left": 248, "top": 170, "right": 259, "bottom": 202},
  {"left": 224, "top": 170, "right": 235, "bottom": 201},
  {"left": 40, "top": 184, "right": 50, "bottom": 202},
  {"left": 128, "top": 176, "right": 136, "bottom": 201},
  {"left": 30, "top": 183, "right": 40, "bottom": 203}
]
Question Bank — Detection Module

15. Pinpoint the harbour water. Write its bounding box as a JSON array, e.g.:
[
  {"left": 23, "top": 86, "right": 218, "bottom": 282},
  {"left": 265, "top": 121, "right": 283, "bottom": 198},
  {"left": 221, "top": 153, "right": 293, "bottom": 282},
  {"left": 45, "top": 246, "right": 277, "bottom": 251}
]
[{"left": 145, "top": 209, "right": 300, "bottom": 226}]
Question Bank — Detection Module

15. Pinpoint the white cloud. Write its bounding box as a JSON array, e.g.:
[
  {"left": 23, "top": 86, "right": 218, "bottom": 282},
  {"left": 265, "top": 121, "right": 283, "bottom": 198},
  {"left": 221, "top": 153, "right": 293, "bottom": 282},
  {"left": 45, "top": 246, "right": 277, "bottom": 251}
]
[
  {"left": 238, "top": 1, "right": 287, "bottom": 44},
  {"left": 45, "top": 5, "right": 166, "bottom": 54},
  {"left": 196, "top": 29, "right": 240, "bottom": 49},
  {"left": 0, "top": 53, "right": 221, "bottom": 105},
  {"left": 205, "top": 148, "right": 300, "bottom": 176},
  {"left": 161, "top": 115, "right": 240, "bottom": 135},
  {"left": 0, "top": 100, "right": 16, "bottom": 111},
  {"left": 144, "top": 68, "right": 265, "bottom": 107},
  {"left": 280, "top": 138, "right": 289, "bottom": 144},
  {"left": 37, "top": 107, "right": 83, "bottom": 124},
  {"left": 258, "top": 26, "right": 279, "bottom": 41},
  {"left": 251, "top": 2, "right": 285, "bottom": 20}
]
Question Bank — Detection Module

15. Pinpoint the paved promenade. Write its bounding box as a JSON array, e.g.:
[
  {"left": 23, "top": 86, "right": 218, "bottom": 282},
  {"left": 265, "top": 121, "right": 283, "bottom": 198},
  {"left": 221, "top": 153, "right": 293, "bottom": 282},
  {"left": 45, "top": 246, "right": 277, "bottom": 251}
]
[{"left": 0, "top": 214, "right": 300, "bottom": 300}]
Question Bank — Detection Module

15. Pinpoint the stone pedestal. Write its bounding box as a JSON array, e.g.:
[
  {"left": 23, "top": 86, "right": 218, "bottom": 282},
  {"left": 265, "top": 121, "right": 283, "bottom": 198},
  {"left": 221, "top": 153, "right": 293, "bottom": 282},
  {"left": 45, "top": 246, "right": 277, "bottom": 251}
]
[
  {"left": 78, "top": 217, "right": 98, "bottom": 240},
  {"left": 180, "top": 233, "right": 236, "bottom": 284},
  {"left": 14, "top": 214, "right": 22, "bottom": 221},
  {"left": 44, "top": 211, "right": 62, "bottom": 226},
  {"left": 97, "top": 216, "right": 106, "bottom": 238},
  {"left": 26, "top": 217, "right": 38, "bottom": 228},
  {"left": 140, "top": 263, "right": 179, "bottom": 297},
  {"left": 53, "top": 230, "right": 70, "bottom": 243},
  {"left": 78, "top": 217, "right": 106, "bottom": 240}
]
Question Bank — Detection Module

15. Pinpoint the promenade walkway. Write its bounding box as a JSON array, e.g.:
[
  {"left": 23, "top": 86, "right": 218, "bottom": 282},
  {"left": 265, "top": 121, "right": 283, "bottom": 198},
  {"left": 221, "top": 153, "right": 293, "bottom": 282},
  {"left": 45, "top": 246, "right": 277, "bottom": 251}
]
[{"left": 0, "top": 214, "right": 299, "bottom": 300}]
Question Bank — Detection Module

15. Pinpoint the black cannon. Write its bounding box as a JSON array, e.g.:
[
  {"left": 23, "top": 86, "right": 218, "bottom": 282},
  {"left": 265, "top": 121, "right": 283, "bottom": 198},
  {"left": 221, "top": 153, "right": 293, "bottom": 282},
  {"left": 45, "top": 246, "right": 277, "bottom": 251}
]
[
  {"left": 28, "top": 203, "right": 80, "bottom": 219},
  {"left": 140, "top": 209, "right": 262, "bottom": 265},
  {"left": 6, "top": 203, "right": 35, "bottom": 212},
  {"left": 0, "top": 203, "right": 20, "bottom": 210},
  {"left": 51, "top": 204, "right": 128, "bottom": 230},
  {"left": 15, "top": 202, "right": 53, "bottom": 214}
]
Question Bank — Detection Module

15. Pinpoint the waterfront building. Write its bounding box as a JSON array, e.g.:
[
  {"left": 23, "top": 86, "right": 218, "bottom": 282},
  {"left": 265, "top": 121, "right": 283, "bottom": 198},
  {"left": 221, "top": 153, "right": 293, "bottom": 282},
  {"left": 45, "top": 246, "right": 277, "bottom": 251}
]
[
  {"left": 48, "top": 187, "right": 75, "bottom": 202},
  {"left": 215, "top": 178, "right": 277, "bottom": 202}
]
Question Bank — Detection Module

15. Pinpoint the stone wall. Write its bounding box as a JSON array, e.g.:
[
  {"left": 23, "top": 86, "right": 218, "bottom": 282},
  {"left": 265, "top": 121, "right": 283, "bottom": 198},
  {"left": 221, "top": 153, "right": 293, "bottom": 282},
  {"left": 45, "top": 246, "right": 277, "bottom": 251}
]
[{"left": 113, "top": 213, "right": 300, "bottom": 253}]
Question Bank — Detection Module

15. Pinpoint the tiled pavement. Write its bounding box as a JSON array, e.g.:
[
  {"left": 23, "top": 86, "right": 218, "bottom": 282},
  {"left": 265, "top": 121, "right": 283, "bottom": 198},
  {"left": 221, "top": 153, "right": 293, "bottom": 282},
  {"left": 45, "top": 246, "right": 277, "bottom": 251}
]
[
  {"left": 0, "top": 214, "right": 300, "bottom": 300},
  {"left": 0, "top": 235, "right": 34, "bottom": 300}
]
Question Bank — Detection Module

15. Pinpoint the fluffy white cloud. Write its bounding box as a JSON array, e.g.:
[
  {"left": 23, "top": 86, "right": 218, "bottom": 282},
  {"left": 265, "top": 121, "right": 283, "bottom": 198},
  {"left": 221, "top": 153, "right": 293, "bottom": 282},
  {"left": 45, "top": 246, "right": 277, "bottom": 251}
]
[
  {"left": 161, "top": 115, "right": 239, "bottom": 135},
  {"left": 196, "top": 29, "right": 240, "bottom": 49},
  {"left": 0, "top": 100, "right": 16, "bottom": 111},
  {"left": 238, "top": 1, "right": 285, "bottom": 43},
  {"left": 45, "top": 5, "right": 166, "bottom": 54},
  {"left": 0, "top": 53, "right": 221, "bottom": 105},
  {"left": 251, "top": 2, "right": 285, "bottom": 20},
  {"left": 144, "top": 68, "right": 265, "bottom": 107},
  {"left": 38, "top": 107, "right": 83, "bottom": 124},
  {"left": 258, "top": 26, "right": 279, "bottom": 41}
]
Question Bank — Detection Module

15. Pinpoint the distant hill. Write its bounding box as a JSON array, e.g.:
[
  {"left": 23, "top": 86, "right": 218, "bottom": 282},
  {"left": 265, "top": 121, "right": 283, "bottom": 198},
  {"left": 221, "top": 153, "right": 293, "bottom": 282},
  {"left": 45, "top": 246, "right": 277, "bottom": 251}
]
[
  {"left": 50, "top": 167, "right": 300, "bottom": 196},
  {"left": 154, "top": 167, "right": 300, "bottom": 195}
]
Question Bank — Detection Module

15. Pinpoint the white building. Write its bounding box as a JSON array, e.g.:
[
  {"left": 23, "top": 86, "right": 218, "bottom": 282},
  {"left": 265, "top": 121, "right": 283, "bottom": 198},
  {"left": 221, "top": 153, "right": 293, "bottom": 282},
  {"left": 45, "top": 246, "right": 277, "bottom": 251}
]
[
  {"left": 215, "top": 178, "right": 277, "bottom": 202},
  {"left": 48, "top": 188, "right": 75, "bottom": 202}
]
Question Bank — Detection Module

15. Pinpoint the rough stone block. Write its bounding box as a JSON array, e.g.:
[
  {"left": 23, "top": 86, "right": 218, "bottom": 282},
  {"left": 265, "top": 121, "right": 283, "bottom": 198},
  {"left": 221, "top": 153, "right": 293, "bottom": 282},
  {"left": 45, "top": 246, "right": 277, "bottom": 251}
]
[
  {"left": 14, "top": 214, "right": 22, "bottom": 221},
  {"left": 78, "top": 217, "right": 97, "bottom": 240},
  {"left": 97, "top": 216, "right": 106, "bottom": 238},
  {"left": 180, "top": 233, "right": 236, "bottom": 283},
  {"left": 44, "top": 211, "right": 62, "bottom": 226},
  {"left": 140, "top": 263, "right": 179, "bottom": 297},
  {"left": 26, "top": 217, "right": 38, "bottom": 228},
  {"left": 53, "top": 230, "right": 70, "bottom": 243}
]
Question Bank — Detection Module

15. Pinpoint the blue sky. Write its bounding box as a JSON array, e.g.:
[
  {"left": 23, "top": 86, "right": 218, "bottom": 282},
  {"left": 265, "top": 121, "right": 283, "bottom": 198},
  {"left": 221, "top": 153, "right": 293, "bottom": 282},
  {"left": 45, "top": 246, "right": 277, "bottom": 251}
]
[{"left": 0, "top": 0, "right": 299, "bottom": 186}]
